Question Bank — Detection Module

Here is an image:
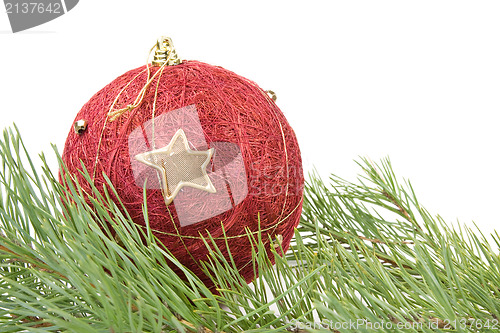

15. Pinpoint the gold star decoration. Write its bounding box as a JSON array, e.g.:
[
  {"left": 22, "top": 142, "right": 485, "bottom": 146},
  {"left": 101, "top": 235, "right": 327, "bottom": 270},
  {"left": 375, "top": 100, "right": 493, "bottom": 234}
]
[{"left": 134, "top": 128, "right": 216, "bottom": 206}]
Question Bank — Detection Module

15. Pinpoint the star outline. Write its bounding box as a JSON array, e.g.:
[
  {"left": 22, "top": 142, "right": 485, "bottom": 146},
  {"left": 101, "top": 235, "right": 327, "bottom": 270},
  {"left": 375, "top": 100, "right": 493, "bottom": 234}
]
[{"left": 134, "top": 128, "right": 216, "bottom": 206}]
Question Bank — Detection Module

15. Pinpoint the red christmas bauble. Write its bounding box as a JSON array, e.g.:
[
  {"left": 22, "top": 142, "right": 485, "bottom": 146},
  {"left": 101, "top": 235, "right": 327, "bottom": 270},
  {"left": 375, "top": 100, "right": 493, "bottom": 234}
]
[{"left": 62, "top": 60, "right": 303, "bottom": 288}]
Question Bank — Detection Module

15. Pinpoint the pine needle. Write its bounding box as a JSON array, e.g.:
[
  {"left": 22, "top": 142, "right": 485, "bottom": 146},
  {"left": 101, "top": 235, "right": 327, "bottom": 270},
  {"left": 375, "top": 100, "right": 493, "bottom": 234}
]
[{"left": 0, "top": 126, "right": 499, "bottom": 332}]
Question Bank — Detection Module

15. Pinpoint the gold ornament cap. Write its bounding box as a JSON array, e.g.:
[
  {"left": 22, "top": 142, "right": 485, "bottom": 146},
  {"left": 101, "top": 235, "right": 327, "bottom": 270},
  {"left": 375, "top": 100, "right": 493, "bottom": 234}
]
[{"left": 152, "top": 36, "right": 182, "bottom": 67}]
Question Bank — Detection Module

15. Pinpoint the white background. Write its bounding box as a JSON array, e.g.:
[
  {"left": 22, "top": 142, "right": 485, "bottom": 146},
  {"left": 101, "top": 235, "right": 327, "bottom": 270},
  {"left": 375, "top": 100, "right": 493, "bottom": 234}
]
[{"left": 0, "top": 1, "right": 499, "bottom": 238}]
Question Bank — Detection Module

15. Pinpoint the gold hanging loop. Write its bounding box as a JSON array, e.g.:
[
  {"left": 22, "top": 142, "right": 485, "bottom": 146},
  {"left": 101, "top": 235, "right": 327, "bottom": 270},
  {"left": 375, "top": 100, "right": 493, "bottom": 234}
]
[
  {"left": 107, "top": 37, "right": 182, "bottom": 122},
  {"left": 152, "top": 36, "right": 182, "bottom": 67}
]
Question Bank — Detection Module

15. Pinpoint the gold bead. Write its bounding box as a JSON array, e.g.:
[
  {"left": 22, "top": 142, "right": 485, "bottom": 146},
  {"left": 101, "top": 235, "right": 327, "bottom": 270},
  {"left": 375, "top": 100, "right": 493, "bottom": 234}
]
[
  {"left": 74, "top": 119, "right": 88, "bottom": 134},
  {"left": 272, "top": 234, "right": 283, "bottom": 250},
  {"left": 266, "top": 90, "right": 277, "bottom": 102}
]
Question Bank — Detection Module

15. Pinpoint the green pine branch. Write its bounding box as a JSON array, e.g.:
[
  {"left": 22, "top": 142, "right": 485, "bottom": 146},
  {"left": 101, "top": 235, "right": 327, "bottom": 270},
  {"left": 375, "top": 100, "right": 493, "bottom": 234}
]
[{"left": 0, "top": 126, "right": 499, "bottom": 332}]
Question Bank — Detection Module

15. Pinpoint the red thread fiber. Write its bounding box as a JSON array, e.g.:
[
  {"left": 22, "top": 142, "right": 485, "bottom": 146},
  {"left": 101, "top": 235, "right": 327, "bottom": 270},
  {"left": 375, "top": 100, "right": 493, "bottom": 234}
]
[{"left": 61, "top": 61, "right": 304, "bottom": 289}]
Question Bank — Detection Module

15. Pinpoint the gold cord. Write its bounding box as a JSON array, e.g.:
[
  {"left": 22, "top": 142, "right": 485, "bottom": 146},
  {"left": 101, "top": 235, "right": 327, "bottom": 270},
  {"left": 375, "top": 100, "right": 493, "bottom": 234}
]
[{"left": 92, "top": 38, "right": 179, "bottom": 179}]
